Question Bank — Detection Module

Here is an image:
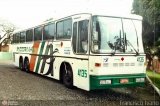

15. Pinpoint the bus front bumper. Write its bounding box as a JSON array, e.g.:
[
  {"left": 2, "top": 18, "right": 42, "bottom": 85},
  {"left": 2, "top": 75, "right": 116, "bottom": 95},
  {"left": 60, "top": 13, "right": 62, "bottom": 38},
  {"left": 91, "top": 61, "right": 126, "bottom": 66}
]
[{"left": 90, "top": 74, "right": 146, "bottom": 90}]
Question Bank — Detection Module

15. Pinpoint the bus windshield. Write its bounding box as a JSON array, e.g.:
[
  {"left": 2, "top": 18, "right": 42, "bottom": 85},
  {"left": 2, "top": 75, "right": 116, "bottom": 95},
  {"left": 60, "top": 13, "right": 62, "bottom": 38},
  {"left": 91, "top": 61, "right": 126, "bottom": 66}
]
[{"left": 92, "top": 16, "right": 144, "bottom": 54}]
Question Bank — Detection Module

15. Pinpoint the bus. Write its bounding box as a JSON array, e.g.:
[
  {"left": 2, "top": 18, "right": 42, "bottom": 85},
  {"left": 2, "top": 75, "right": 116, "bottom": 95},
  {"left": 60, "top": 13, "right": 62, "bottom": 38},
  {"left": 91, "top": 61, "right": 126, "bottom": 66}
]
[{"left": 11, "top": 13, "right": 146, "bottom": 91}]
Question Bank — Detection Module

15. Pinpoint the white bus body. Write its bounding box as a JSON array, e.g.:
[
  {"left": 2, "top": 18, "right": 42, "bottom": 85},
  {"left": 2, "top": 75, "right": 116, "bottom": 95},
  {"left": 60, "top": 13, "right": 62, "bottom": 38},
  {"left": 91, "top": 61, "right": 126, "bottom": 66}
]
[{"left": 11, "top": 13, "right": 146, "bottom": 91}]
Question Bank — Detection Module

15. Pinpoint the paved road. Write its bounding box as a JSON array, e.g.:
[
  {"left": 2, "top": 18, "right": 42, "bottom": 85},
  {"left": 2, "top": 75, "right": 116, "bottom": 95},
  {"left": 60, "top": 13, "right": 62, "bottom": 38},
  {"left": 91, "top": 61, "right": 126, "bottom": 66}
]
[{"left": 0, "top": 61, "right": 159, "bottom": 106}]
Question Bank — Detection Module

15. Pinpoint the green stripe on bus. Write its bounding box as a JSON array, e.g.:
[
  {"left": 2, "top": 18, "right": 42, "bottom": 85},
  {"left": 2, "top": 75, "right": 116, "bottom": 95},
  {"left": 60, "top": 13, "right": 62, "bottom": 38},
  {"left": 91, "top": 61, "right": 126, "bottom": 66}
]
[
  {"left": 40, "top": 44, "right": 50, "bottom": 73},
  {"left": 35, "top": 41, "right": 45, "bottom": 73}
]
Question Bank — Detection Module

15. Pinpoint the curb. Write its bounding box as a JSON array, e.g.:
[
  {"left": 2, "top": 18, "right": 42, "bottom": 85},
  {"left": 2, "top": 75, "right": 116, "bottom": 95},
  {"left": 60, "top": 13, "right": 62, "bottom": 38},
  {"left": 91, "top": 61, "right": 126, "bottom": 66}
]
[{"left": 146, "top": 75, "right": 160, "bottom": 97}]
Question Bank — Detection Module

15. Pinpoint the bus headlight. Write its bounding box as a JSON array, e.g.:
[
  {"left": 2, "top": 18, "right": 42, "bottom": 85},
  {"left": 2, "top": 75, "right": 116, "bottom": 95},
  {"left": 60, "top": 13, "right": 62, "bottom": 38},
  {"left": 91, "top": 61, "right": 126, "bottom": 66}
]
[
  {"left": 136, "top": 78, "right": 145, "bottom": 82},
  {"left": 100, "top": 80, "right": 111, "bottom": 85}
]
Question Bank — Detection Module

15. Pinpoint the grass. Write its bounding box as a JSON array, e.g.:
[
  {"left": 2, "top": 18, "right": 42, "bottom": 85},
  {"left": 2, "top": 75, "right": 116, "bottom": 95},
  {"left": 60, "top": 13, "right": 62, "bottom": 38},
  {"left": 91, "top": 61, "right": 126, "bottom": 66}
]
[{"left": 146, "top": 70, "right": 160, "bottom": 89}]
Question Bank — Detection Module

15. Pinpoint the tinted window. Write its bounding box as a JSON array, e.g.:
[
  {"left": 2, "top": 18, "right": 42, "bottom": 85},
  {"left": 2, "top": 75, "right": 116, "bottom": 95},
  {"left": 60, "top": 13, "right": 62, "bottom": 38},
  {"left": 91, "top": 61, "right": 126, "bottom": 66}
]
[
  {"left": 57, "top": 19, "right": 72, "bottom": 39},
  {"left": 77, "top": 20, "right": 88, "bottom": 53},
  {"left": 64, "top": 19, "right": 72, "bottom": 38},
  {"left": 26, "top": 29, "right": 33, "bottom": 42},
  {"left": 12, "top": 34, "right": 15, "bottom": 43},
  {"left": 72, "top": 22, "right": 77, "bottom": 53},
  {"left": 15, "top": 33, "right": 20, "bottom": 43},
  {"left": 57, "top": 21, "right": 63, "bottom": 39},
  {"left": 20, "top": 31, "right": 26, "bottom": 43},
  {"left": 43, "top": 23, "right": 55, "bottom": 40},
  {"left": 34, "top": 26, "right": 42, "bottom": 41}
]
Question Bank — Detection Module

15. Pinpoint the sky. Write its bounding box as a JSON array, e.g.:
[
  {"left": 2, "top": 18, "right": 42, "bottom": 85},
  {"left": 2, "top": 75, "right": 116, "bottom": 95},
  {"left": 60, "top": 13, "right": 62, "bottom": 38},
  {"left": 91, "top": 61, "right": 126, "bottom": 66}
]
[{"left": 0, "top": 0, "right": 133, "bottom": 29}]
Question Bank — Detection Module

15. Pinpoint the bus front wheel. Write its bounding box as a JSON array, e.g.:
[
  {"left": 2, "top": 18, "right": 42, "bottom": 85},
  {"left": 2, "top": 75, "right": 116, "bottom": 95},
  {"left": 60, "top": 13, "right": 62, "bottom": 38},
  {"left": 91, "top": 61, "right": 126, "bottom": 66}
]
[{"left": 62, "top": 64, "right": 73, "bottom": 88}]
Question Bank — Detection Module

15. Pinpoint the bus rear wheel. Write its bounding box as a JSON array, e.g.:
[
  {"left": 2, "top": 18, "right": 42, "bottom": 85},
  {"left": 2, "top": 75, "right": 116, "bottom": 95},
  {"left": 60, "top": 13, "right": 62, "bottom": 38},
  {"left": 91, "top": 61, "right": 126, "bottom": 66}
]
[
  {"left": 24, "top": 58, "right": 30, "bottom": 72},
  {"left": 62, "top": 64, "right": 73, "bottom": 88},
  {"left": 19, "top": 57, "right": 23, "bottom": 71}
]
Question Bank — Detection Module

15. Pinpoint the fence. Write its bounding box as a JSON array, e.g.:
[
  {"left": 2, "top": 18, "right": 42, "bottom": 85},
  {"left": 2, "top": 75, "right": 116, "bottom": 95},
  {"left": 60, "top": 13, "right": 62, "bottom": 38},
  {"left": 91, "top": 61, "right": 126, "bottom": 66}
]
[{"left": 148, "top": 56, "right": 160, "bottom": 73}]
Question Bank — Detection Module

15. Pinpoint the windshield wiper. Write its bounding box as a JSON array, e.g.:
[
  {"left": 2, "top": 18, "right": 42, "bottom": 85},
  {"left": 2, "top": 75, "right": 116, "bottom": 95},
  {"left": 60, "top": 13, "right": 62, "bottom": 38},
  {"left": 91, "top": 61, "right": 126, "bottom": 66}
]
[
  {"left": 111, "top": 33, "right": 139, "bottom": 56},
  {"left": 126, "top": 40, "right": 139, "bottom": 55},
  {"left": 125, "top": 33, "right": 139, "bottom": 55}
]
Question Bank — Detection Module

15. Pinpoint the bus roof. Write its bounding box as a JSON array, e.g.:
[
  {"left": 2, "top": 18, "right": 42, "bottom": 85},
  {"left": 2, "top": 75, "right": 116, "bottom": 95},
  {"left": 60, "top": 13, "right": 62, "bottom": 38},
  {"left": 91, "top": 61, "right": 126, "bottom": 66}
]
[
  {"left": 13, "top": 12, "right": 142, "bottom": 34},
  {"left": 91, "top": 13, "right": 142, "bottom": 20},
  {"left": 71, "top": 12, "right": 142, "bottom": 20}
]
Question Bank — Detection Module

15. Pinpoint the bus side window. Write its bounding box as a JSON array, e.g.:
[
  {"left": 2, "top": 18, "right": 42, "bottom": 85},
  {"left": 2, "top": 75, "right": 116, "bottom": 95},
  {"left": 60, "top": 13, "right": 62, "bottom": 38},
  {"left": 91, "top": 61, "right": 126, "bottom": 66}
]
[
  {"left": 15, "top": 33, "right": 20, "bottom": 43},
  {"left": 20, "top": 31, "right": 26, "bottom": 43},
  {"left": 64, "top": 19, "right": 72, "bottom": 38},
  {"left": 34, "top": 26, "right": 42, "bottom": 41},
  {"left": 43, "top": 23, "right": 55, "bottom": 40},
  {"left": 56, "top": 18, "right": 72, "bottom": 39},
  {"left": 72, "top": 22, "right": 77, "bottom": 53},
  {"left": 26, "top": 29, "right": 33, "bottom": 42},
  {"left": 12, "top": 34, "right": 15, "bottom": 43},
  {"left": 77, "top": 20, "right": 88, "bottom": 53},
  {"left": 57, "top": 21, "right": 63, "bottom": 39}
]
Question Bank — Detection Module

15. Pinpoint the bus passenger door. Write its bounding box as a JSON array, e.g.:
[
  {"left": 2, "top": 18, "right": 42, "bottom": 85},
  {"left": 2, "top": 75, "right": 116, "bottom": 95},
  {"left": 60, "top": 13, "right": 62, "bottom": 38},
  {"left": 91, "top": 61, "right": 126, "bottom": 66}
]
[{"left": 72, "top": 18, "right": 90, "bottom": 90}]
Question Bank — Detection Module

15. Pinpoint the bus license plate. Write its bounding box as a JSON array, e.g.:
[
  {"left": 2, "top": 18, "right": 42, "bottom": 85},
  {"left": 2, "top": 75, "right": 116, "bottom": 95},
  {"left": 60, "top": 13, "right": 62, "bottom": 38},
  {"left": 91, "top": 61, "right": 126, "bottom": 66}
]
[{"left": 120, "top": 79, "right": 128, "bottom": 84}]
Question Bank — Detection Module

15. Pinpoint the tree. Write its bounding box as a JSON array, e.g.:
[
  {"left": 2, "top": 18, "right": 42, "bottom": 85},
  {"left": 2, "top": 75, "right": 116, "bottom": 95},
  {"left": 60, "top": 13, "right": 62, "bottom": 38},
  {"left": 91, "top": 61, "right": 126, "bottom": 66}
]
[
  {"left": 0, "top": 19, "right": 16, "bottom": 45},
  {"left": 132, "top": 0, "right": 160, "bottom": 70},
  {"left": 132, "top": 0, "right": 160, "bottom": 58}
]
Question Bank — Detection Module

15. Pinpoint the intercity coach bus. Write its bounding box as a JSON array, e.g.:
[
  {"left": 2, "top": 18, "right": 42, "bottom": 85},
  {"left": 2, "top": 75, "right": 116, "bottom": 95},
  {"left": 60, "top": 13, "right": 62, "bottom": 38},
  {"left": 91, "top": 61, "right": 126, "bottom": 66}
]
[{"left": 11, "top": 13, "right": 146, "bottom": 91}]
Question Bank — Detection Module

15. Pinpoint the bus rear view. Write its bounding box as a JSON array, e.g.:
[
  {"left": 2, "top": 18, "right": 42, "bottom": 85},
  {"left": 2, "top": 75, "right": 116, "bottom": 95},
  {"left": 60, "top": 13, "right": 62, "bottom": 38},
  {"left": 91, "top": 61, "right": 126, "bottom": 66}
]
[{"left": 89, "top": 15, "right": 146, "bottom": 90}]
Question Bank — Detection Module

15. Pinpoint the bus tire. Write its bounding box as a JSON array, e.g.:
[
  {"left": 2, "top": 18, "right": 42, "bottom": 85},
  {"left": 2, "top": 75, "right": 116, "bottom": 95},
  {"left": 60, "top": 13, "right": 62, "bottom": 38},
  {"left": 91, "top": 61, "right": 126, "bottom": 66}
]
[
  {"left": 62, "top": 64, "right": 73, "bottom": 88},
  {"left": 24, "top": 58, "right": 30, "bottom": 72},
  {"left": 19, "top": 57, "right": 23, "bottom": 71}
]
